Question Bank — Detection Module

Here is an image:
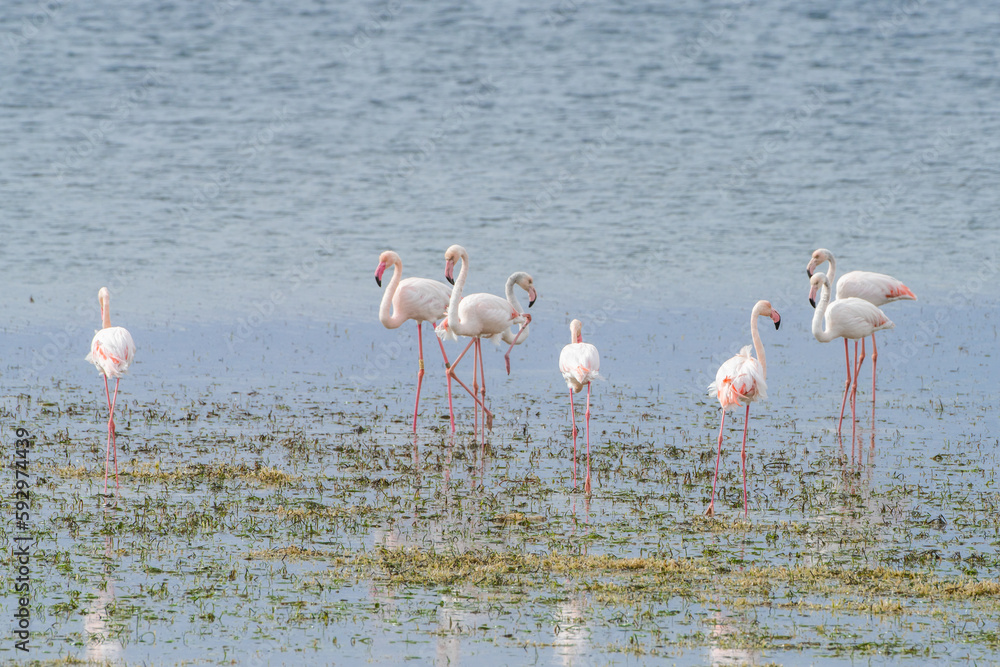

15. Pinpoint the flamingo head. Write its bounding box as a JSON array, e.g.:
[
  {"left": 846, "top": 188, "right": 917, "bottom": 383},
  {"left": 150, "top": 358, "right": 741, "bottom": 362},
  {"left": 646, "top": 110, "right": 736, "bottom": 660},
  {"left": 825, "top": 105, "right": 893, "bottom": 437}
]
[
  {"left": 444, "top": 245, "right": 467, "bottom": 286},
  {"left": 375, "top": 251, "right": 399, "bottom": 287},
  {"left": 755, "top": 300, "right": 781, "bottom": 330},
  {"left": 510, "top": 272, "right": 537, "bottom": 307},
  {"left": 806, "top": 247, "right": 832, "bottom": 278},
  {"left": 569, "top": 318, "right": 583, "bottom": 343},
  {"left": 808, "top": 272, "right": 829, "bottom": 308}
]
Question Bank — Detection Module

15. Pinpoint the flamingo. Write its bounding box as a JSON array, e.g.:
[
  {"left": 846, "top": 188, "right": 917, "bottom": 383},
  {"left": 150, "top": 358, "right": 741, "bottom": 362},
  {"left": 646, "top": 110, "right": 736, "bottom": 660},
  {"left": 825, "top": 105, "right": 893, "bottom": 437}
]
[
  {"left": 559, "top": 319, "right": 600, "bottom": 494},
  {"left": 84, "top": 287, "right": 135, "bottom": 496},
  {"left": 806, "top": 248, "right": 915, "bottom": 411},
  {"left": 706, "top": 300, "right": 780, "bottom": 518},
  {"left": 809, "top": 272, "right": 894, "bottom": 437},
  {"left": 435, "top": 245, "right": 534, "bottom": 439},
  {"left": 375, "top": 250, "right": 454, "bottom": 433}
]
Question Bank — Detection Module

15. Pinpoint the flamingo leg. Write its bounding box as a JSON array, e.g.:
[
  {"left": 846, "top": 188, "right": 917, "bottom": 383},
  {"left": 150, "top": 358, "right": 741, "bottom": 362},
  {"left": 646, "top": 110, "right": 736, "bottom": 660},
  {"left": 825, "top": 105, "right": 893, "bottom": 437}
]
[
  {"left": 431, "top": 321, "right": 457, "bottom": 433},
  {"left": 446, "top": 338, "right": 491, "bottom": 414},
  {"left": 503, "top": 314, "right": 532, "bottom": 375},
  {"left": 870, "top": 333, "right": 878, "bottom": 415},
  {"left": 472, "top": 339, "right": 480, "bottom": 440},
  {"left": 852, "top": 338, "right": 866, "bottom": 446},
  {"left": 109, "top": 378, "right": 121, "bottom": 494},
  {"left": 569, "top": 389, "right": 578, "bottom": 488},
  {"left": 412, "top": 322, "right": 426, "bottom": 434},
  {"left": 740, "top": 403, "right": 750, "bottom": 518},
  {"left": 706, "top": 408, "right": 727, "bottom": 516},
  {"left": 477, "top": 338, "right": 491, "bottom": 434},
  {"left": 837, "top": 339, "right": 852, "bottom": 435},
  {"left": 584, "top": 381, "right": 592, "bottom": 496},
  {"left": 103, "top": 376, "right": 113, "bottom": 495}
]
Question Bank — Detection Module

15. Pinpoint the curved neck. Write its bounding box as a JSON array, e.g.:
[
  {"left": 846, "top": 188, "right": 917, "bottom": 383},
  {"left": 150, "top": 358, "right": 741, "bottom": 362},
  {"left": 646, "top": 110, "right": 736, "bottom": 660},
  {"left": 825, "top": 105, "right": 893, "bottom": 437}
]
[
  {"left": 811, "top": 280, "right": 836, "bottom": 342},
  {"left": 505, "top": 275, "right": 524, "bottom": 315},
  {"left": 826, "top": 255, "right": 837, "bottom": 296},
  {"left": 749, "top": 304, "right": 766, "bottom": 380},
  {"left": 446, "top": 252, "right": 470, "bottom": 333},
  {"left": 378, "top": 259, "right": 406, "bottom": 328}
]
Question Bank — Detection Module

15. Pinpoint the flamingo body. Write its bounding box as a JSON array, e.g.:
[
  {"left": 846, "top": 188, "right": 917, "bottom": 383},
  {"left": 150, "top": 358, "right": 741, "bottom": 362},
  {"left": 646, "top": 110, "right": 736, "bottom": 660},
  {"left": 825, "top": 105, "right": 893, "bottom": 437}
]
[
  {"left": 836, "top": 271, "right": 916, "bottom": 306},
  {"left": 710, "top": 345, "right": 766, "bottom": 410},
  {"left": 86, "top": 326, "right": 135, "bottom": 379}
]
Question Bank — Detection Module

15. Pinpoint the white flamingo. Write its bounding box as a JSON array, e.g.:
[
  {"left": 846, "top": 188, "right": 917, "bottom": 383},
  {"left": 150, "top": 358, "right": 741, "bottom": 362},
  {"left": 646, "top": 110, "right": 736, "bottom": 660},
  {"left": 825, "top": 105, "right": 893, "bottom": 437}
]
[{"left": 559, "top": 319, "right": 600, "bottom": 494}]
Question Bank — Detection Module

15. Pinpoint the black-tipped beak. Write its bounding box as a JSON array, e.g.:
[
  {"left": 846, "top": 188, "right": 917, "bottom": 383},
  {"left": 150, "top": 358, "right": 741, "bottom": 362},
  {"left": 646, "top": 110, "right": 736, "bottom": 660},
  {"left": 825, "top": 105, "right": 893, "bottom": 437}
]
[
  {"left": 446, "top": 275, "right": 455, "bottom": 286},
  {"left": 806, "top": 267, "right": 813, "bottom": 278},
  {"left": 774, "top": 319, "right": 781, "bottom": 330},
  {"left": 809, "top": 297, "right": 816, "bottom": 308},
  {"left": 375, "top": 275, "right": 382, "bottom": 287}
]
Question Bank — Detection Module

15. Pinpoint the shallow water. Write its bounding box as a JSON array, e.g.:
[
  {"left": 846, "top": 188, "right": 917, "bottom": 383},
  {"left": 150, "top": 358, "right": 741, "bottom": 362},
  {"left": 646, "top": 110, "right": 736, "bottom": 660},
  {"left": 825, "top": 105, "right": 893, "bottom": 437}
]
[{"left": 2, "top": 0, "right": 1000, "bottom": 664}]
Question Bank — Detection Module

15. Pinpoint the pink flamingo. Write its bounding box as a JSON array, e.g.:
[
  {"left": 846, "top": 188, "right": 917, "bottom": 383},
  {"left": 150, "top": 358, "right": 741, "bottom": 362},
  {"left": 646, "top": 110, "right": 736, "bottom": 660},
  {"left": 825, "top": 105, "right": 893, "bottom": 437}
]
[
  {"left": 435, "top": 245, "right": 534, "bottom": 439},
  {"left": 706, "top": 300, "right": 780, "bottom": 517},
  {"left": 806, "top": 248, "right": 915, "bottom": 411},
  {"left": 375, "top": 250, "right": 454, "bottom": 433},
  {"left": 559, "top": 319, "right": 600, "bottom": 494},
  {"left": 809, "top": 272, "right": 894, "bottom": 438},
  {"left": 84, "top": 287, "right": 135, "bottom": 496}
]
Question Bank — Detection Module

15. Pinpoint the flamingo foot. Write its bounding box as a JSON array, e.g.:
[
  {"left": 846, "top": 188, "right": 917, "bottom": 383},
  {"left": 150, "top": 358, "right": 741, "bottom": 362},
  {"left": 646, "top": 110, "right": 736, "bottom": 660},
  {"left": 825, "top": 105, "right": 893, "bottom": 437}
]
[{"left": 704, "top": 503, "right": 715, "bottom": 517}]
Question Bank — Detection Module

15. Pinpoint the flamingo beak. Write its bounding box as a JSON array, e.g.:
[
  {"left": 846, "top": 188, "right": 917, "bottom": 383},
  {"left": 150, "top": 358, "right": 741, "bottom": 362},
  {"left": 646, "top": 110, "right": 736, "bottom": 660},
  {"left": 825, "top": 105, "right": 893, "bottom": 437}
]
[
  {"left": 445, "top": 259, "right": 455, "bottom": 285},
  {"left": 772, "top": 310, "right": 781, "bottom": 330},
  {"left": 808, "top": 284, "right": 818, "bottom": 308},
  {"left": 375, "top": 262, "right": 386, "bottom": 287},
  {"left": 528, "top": 287, "right": 537, "bottom": 307}
]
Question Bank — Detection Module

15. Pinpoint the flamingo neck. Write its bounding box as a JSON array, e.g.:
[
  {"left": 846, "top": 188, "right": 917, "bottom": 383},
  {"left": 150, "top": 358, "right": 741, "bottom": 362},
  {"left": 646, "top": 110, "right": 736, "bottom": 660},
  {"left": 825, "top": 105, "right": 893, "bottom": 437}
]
[
  {"left": 811, "top": 279, "right": 836, "bottom": 343},
  {"left": 378, "top": 258, "right": 406, "bottom": 328},
  {"left": 101, "top": 298, "right": 112, "bottom": 329},
  {"left": 505, "top": 275, "right": 524, "bottom": 315},
  {"left": 445, "top": 251, "right": 469, "bottom": 334},
  {"left": 825, "top": 253, "right": 838, "bottom": 298},
  {"left": 749, "top": 303, "right": 766, "bottom": 380}
]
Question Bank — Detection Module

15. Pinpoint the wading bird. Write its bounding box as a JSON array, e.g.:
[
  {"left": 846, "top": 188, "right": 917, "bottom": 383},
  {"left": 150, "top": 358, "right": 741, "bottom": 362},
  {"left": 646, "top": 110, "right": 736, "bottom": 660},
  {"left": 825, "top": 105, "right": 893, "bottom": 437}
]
[
  {"left": 435, "top": 245, "right": 533, "bottom": 440},
  {"left": 809, "top": 272, "right": 894, "bottom": 437},
  {"left": 375, "top": 250, "right": 453, "bottom": 433},
  {"left": 85, "top": 287, "right": 136, "bottom": 496},
  {"left": 706, "top": 300, "right": 780, "bottom": 517},
  {"left": 559, "top": 319, "right": 600, "bottom": 494},
  {"left": 806, "top": 248, "right": 914, "bottom": 411}
]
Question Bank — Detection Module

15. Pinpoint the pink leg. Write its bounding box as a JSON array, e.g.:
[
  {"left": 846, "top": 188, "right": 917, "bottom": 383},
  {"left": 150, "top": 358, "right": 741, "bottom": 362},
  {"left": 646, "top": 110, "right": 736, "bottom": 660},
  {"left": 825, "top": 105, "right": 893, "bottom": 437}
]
[
  {"left": 431, "top": 321, "right": 456, "bottom": 433},
  {"left": 472, "top": 339, "right": 480, "bottom": 440},
  {"left": 109, "top": 378, "right": 121, "bottom": 494},
  {"left": 503, "top": 314, "right": 532, "bottom": 375},
  {"left": 569, "top": 389, "right": 577, "bottom": 488},
  {"left": 740, "top": 404, "right": 750, "bottom": 518},
  {"left": 412, "top": 322, "right": 426, "bottom": 434},
  {"left": 706, "top": 408, "right": 727, "bottom": 516},
  {"left": 477, "top": 338, "right": 489, "bottom": 433},
  {"left": 103, "top": 376, "right": 113, "bottom": 495},
  {"left": 851, "top": 339, "right": 866, "bottom": 445},
  {"left": 870, "top": 333, "right": 878, "bottom": 414},
  {"left": 446, "top": 338, "right": 491, "bottom": 413},
  {"left": 584, "top": 382, "right": 592, "bottom": 495},
  {"left": 837, "top": 339, "right": 852, "bottom": 435}
]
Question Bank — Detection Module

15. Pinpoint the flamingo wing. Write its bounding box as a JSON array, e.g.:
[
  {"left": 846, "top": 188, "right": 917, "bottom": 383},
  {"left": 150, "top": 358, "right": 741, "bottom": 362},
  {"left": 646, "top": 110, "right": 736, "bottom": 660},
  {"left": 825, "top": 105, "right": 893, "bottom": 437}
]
[
  {"left": 559, "top": 342, "right": 600, "bottom": 392},
  {"left": 395, "top": 277, "right": 451, "bottom": 323},
  {"left": 827, "top": 298, "right": 894, "bottom": 339},
  {"left": 86, "top": 326, "right": 136, "bottom": 378},
  {"left": 837, "top": 270, "right": 916, "bottom": 306},
  {"left": 709, "top": 346, "right": 766, "bottom": 410},
  {"left": 457, "top": 292, "right": 521, "bottom": 338}
]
